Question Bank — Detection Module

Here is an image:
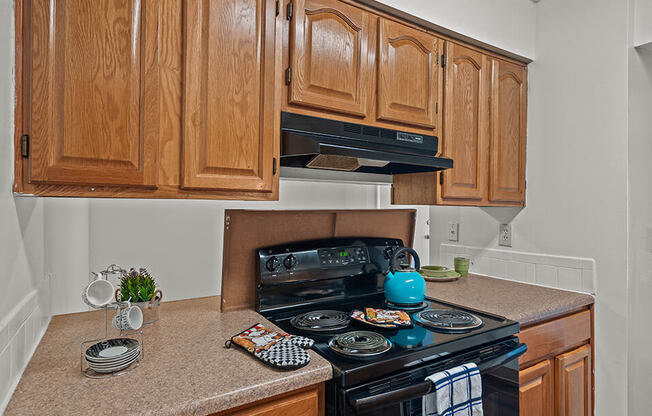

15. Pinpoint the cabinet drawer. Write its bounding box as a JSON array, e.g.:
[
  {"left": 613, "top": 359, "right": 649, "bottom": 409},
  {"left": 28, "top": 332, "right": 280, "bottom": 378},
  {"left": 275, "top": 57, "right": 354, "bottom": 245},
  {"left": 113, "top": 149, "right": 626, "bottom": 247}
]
[
  {"left": 216, "top": 384, "right": 322, "bottom": 416},
  {"left": 519, "top": 310, "right": 591, "bottom": 367}
]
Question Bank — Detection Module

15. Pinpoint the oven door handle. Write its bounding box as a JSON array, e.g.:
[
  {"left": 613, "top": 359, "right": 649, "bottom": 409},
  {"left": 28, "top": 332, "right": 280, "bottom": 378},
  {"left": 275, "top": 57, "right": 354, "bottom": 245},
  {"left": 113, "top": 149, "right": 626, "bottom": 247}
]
[{"left": 348, "top": 342, "right": 527, "bottom": 414}]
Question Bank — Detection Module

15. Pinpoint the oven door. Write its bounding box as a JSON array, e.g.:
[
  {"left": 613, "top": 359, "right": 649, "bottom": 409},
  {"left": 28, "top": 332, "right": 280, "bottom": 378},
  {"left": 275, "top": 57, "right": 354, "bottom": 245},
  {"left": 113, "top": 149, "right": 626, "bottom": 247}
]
[{"left": 334, "top": 337, "right": 527, "bottom": 416}]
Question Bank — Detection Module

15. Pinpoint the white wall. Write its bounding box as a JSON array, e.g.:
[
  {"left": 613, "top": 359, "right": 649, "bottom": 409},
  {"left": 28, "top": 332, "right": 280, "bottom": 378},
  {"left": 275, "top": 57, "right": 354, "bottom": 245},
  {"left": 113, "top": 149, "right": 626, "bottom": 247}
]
[
  {"left": 377, "top": 0, "right": 536, "bottom": 59},
  {"left": 634, "top": 0, "right": 652, "bottom": 47},
  {"left": 49, "top": 182, "right": 431, "bottom": 314},
  {"left": 0, "top": 2, "right": 51, "bottom": 413},
  {"left": 429, "top": 1, "right": 630, "bottom": 415},
  {"left": 627, "top": 42, "right": 652, "bottom": 416}
]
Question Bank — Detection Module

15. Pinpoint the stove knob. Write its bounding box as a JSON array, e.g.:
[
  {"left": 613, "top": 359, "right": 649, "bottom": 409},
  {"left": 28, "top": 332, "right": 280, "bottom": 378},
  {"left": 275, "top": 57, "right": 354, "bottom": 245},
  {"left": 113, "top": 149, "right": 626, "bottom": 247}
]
[
  {"left": 265, "top": 256, "right": 280, "bottom": 271},
  {"left": 384, "top": 246, "right": 394, "bottom": 259},
  {"left": 283, "top": 254, "right": 298, "bottom": 269}
]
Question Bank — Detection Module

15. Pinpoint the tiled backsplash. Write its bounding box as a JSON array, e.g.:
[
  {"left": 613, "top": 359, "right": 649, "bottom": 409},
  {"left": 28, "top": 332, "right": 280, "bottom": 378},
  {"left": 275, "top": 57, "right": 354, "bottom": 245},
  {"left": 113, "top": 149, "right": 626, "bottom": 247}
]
[
  {"left": 0, "top": 277, "right": 51, "bottom": 414},
  {"left": 440, "top": 244, "right": 596, "bottom": 294}
]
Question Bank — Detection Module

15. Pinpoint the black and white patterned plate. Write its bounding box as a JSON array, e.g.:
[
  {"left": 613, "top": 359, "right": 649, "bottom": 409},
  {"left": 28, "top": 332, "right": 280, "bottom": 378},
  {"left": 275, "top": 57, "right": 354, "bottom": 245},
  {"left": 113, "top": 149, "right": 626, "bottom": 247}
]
[{"left": 85, "top": 338, "right": 139, "bottom": 362}]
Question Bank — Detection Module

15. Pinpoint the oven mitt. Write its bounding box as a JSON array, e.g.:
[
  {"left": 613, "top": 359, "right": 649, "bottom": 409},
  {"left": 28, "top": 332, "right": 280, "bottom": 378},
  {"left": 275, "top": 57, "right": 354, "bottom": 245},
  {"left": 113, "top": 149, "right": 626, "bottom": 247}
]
[
  {"left": 351, "top": 310, "right": 398, "bottom": 328},
  {"left": 286, "top": 334, "right": 314, "bottom": 349},
  {"left": 365, "top": 307, "right": 413, "bottom": 327},
  {"left": 225, "top": 323, "right": 313, "bottom": 370}
]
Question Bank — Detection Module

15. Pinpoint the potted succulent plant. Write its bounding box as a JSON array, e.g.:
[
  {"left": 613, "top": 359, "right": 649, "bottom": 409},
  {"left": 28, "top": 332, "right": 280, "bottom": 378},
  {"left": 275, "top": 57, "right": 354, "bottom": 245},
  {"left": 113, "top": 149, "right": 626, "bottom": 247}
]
[{"left": 115, "top": 268, "right": 162, "bottom": 325}]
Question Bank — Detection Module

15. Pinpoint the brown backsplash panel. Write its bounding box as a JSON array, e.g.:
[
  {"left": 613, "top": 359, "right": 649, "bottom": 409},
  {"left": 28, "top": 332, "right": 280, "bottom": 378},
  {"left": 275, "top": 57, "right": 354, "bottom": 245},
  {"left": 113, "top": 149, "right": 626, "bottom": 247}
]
[{"left": 221, "top": 209, "right": 416, "bottom": 312}]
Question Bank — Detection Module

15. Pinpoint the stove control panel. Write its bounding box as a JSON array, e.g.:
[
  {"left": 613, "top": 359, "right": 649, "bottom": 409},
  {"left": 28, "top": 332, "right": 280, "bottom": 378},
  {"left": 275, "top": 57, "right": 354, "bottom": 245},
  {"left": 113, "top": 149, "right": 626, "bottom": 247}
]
[
  {"left": 257, "top": 237, "right": 404, "bottom": 285},
  {"left": 318, "top": 246, "right": 369, "bottom": 266}
]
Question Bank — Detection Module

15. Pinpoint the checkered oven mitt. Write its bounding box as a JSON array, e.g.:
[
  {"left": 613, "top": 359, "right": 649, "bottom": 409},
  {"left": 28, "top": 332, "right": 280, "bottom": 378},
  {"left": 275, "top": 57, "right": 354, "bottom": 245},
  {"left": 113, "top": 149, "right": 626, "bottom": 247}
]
[{"left": 225, "top": 323, "right": 314, "bottom": 370}]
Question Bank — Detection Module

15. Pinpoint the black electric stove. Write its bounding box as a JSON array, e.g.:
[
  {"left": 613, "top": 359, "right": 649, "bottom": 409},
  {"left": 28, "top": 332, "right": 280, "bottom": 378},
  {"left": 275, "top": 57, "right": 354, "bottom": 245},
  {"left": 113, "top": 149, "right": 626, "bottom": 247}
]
[{"left": 256, "top": 237, "right": 525, "bottom": 416}]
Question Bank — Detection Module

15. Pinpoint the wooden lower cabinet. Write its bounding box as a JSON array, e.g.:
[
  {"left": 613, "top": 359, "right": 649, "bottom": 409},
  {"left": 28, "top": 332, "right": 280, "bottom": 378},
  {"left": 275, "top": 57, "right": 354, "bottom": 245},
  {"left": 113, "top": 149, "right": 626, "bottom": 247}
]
[
  {"left": 214, "top": 384, "right": 323, "bottom": 416},
  {"left": 556, "top": 345, "right": 592, "bottom": 416},
  {"left": 518, "top": 308, "right": 594, "bottom": 416},
  {"left": 520, "top": 360, "right": 554, "bottom": 416}
]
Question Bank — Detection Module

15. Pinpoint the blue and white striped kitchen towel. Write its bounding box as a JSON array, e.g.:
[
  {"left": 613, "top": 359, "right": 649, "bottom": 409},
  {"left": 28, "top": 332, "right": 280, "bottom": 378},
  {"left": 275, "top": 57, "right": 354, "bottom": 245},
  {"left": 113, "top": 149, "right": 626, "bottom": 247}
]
[{"left": 422, "top": 363, "right": 483, "bottom": 416}]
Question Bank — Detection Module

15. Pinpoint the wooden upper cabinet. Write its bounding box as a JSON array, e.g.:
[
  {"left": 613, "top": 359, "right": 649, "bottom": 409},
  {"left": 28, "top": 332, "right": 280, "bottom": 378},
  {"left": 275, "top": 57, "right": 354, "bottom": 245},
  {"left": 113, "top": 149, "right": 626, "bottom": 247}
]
[
  {"left": 555, "top": 345, "right": 592, "bottom": 416},
  {"left": 26, "top": 0, "right": 160, "bottom": 187},
  {"left": 182, "top": 0, "right": 277, "bottom": 192},
  {"left": 288, "top": 0, "right": 372, "bottom": 117},
  {"left": 377, "top": 19, "right": 442, "bottom": 129},
  {"left": 489, "top": 58, "right": 527, "bottom": 204},
  {"left": 520, "top": 360, "right": 554, "bottom": 416},
  {"left": 440, "top": 42, "right": 491, "bottom": 201}
]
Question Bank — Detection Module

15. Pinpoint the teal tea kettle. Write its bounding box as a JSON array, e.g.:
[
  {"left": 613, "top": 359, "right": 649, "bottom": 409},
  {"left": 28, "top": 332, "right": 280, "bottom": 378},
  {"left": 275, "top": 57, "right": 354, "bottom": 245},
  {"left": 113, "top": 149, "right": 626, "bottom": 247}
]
[{"left": 384, "top": 247, "right": 426, "bottom": 305}]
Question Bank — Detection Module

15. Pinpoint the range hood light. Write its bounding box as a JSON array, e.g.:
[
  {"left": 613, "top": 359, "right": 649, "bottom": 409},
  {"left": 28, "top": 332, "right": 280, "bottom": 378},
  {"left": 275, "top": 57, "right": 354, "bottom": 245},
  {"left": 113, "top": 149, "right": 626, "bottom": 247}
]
[{"left": 357, "top": 158, "right": 390, "bottom": 168}]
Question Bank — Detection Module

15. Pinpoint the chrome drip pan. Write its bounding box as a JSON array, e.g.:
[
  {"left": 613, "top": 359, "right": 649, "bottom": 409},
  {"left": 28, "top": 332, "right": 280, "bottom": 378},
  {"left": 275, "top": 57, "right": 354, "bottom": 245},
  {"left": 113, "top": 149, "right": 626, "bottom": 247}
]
[{"left": 328, "top": 331, "right": 392, "bottom": 357}]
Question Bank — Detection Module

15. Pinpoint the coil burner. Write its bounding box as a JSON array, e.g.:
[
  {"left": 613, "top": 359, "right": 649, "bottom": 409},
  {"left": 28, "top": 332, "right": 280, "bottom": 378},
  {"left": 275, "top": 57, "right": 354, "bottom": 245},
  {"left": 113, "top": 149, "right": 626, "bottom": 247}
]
[
  {"left": 415, "top": 309, "right": 483, "bottom": 332},
  {"left": 290, "top": 310, "right": 351, "bottom": 333},
  {"left": 329, "top": 331, "right": 392, "bottom": 357}
]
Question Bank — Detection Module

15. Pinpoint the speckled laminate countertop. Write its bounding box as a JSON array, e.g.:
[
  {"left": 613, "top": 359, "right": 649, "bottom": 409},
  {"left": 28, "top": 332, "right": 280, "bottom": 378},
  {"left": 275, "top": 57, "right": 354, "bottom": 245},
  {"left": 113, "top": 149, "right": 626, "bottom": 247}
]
[
  {"left": 4, "top": 297, "right": 332, "bottom": 416},
  {"left": 426, "top": 274, "right": 594, "bottom": 327}
]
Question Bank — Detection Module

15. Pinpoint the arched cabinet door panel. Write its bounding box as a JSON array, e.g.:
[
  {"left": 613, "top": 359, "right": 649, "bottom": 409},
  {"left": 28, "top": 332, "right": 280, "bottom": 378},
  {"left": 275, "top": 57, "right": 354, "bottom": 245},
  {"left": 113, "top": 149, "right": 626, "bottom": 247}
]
[
  {"left": 377, "top": 18, "right": 442, "bottom": 130},
  {"left": 489, "top": 58, "right": 527, "bottom": 204},
  {"left": 440, "top": 42, "right": 491, "bottom": 201},
  {"left": 288, "top": 0, "right": 372, "bottom": 117},
  {"left": 182, "top": 0, "right": 277, "bottom": 193},
  {"left": 27, "top": 0, "right": 160, "bottom": 187}
]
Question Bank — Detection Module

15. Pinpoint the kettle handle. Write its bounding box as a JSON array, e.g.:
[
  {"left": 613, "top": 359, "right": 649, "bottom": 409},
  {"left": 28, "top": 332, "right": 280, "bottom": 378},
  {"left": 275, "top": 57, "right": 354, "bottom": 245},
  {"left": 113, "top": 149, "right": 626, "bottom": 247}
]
[{"left": 390, "top": 247, "right": 420, "bottom": 274}]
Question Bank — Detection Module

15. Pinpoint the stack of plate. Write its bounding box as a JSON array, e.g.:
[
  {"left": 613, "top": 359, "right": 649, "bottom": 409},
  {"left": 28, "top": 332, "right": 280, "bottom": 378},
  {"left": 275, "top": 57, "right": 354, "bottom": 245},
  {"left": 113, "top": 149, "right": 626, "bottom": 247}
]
[
  {"left": 419, "top": 265, "right": 461, "bottom": 282},
  {"left": 85, "top": 338, "right": 140, "bottom": 373}
]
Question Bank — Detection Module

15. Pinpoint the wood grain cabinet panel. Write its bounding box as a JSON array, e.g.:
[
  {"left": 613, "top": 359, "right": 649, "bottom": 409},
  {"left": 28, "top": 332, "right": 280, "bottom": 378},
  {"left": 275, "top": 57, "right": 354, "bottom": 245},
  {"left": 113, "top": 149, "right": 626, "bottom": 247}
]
[
  {"left": 519, "top": 360, "right": 554, "bottom": 416},
  {"left": 215, "top": 384, "right": 322, "bottom": 416},
  {"left": 439, "top": 42, "right": 491, "bottom": 201},
  {"left": 26, "top": 0, "right": 160, "bottom": 187},
  {"left": 489, "top": 58, "right": 527, "bottom": 204},
  {"left": 377, "top": 19, "right": 442, "bottom": 129},
  {"left": 288, "top": 0, "right": 372, "bottom": 117},
  {"left": 182, "top": 0, "right": 277, "bottom": 192},
  {"left": 555, "top": 345, "right": 592, "bottom": 416}
]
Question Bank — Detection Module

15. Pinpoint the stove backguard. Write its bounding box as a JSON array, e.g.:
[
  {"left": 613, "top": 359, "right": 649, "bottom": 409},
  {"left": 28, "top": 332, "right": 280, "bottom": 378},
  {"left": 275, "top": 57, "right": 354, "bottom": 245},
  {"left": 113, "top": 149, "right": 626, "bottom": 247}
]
[{"left": 256, "top": 237, "right": 407, "bottom": 313}]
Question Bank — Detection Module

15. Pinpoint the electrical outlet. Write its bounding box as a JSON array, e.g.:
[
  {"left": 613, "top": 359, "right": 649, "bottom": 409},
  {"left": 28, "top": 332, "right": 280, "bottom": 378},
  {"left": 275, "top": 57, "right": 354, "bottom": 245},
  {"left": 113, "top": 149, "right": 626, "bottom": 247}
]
[
  {"left": 499, "top": 224, "right": 512, "bottom": 247},
  {"left": 448, "top": 222, "right": 459, "bottom": 242}
]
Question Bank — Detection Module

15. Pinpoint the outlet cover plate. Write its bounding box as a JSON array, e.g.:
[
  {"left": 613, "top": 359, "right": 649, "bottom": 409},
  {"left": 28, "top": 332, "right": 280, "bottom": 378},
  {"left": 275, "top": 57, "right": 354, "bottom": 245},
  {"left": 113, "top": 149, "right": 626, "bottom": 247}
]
[
  {"left": 448, "top": 222, "right": 459, "bottom": 242},
  {"left": 499, "top": 224, "right": 512, "bottom": 247}
]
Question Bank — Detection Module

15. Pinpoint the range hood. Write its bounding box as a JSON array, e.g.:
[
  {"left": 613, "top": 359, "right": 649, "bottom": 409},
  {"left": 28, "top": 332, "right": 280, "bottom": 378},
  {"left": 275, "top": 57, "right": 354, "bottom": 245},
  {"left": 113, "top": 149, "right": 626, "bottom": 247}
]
[{"left": 280, "top": 112, "right": 453, "bottom": 175}]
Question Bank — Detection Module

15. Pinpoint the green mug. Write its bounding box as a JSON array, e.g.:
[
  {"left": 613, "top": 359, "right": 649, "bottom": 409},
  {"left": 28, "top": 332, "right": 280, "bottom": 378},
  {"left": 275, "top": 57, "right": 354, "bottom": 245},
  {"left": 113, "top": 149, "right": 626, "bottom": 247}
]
[{"left": 454, "top": 257, "right": 470, "bottom": 277}]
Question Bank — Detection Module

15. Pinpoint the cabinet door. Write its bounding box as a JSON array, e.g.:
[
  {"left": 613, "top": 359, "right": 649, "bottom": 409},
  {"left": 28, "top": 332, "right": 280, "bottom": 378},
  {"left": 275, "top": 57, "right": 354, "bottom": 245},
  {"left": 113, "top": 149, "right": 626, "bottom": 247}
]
[
  {"left": 182, "top": 0, "right": 277, "bottom": 192},
  {"left": 27, "top": 0, "right": 159, "bottom": 187},
  {"left": 440, "top": 42, "right": 491, "bottom": 201},
  {"left": 520, "top": 360, "right": 554, "bottom": 416},
  {"left": 489, "top": 59, "right": 527, "bottom": 203},
  {"left": 377, "top": 18, "right": 442, "bottom": 129},
  {"left": 555, "top": 345, "right": 592, "bottom": 416},
  {"left": 288, "top": 0, "right": 372, "bottom": 117}
]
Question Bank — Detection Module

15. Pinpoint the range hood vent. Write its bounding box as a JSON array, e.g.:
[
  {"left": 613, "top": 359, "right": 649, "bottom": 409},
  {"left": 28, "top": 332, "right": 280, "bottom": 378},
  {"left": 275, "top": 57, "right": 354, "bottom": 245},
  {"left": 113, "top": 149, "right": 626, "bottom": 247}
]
[{"left": 280, "top": 112, "right": 453, "bottom": 176}]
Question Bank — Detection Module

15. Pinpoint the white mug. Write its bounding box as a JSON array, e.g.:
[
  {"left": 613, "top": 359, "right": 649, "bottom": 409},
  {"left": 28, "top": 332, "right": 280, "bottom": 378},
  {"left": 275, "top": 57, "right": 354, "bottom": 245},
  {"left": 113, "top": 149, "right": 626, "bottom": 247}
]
[
  {"left": 112, "top": 303, "right": 143, "bottom": 331},
  {"left": 82, "top": 278, "right": 115, "bottom": 308}
]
